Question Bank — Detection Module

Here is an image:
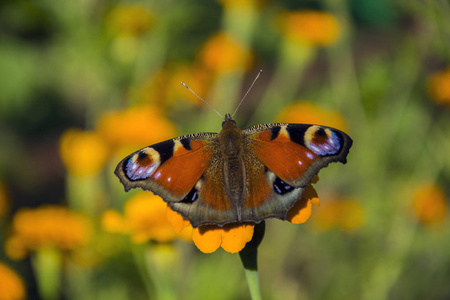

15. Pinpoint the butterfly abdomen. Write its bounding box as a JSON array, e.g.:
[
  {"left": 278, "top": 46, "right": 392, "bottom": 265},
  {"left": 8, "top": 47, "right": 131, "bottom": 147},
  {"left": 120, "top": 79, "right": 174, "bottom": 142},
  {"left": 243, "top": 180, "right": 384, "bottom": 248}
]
[{"left": 218, "top": 120, "right": 248, "bottom": 220}]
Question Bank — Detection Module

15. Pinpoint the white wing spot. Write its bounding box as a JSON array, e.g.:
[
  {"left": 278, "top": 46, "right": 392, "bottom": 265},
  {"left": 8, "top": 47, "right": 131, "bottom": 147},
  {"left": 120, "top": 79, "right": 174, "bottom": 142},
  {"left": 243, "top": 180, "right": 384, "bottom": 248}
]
[
  {"left": 167, "top": 177, "right": 172, "bottom": 182},
  {"left": 298, "top": 160, "right": 303, "bottom": 165},
  {"left": 307, "top": 152, "right": 314, "bottom": 160},
  {"left": 154, "top": 171, "right": 162, "bottom": 180}
]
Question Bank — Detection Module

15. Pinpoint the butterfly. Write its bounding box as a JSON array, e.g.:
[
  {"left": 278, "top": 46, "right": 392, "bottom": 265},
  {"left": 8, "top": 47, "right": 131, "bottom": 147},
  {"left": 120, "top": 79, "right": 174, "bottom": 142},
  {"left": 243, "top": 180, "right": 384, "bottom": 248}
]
[{"left": 115, "top": 113, "right": 353, "bottom": 228}]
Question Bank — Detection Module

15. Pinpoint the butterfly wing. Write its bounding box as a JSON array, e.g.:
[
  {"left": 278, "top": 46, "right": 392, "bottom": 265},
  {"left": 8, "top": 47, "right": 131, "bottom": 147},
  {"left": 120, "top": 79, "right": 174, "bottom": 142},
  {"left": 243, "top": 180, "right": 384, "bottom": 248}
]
[
  {"left": 115, "top": 132, "right": 217, "bottom": 202},
  {"left": 237, "top": 123, "right": 353, "bottom": 222},
  {"left": 116, "top": 129, "right": 249, "bottom": 228},
  {"left": 115, "top": 122, "right": 353, "bottom": 228}
]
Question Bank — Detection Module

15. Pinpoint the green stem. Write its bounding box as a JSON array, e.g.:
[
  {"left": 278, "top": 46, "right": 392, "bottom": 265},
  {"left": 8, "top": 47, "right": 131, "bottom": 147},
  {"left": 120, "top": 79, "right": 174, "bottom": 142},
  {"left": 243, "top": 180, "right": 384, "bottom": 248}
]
[
  {"left": 243, "top": 268, "right": 262, "bottom": 300},
  {"left": 239, "top": 221, "right": 265, "bottom": 300},
  {"left": 33, "top": 247, "right": 62, "bottom": 300}
]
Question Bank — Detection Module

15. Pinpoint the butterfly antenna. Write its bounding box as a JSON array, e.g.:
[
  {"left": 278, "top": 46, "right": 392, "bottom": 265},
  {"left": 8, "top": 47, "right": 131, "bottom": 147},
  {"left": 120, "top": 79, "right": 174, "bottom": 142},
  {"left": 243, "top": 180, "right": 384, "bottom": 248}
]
[
  {"left": 231, "top": 70, "right": 262, "bottom": 118},
  {"left": 181, "top": 82, "right": 224, "bottom": 119}
]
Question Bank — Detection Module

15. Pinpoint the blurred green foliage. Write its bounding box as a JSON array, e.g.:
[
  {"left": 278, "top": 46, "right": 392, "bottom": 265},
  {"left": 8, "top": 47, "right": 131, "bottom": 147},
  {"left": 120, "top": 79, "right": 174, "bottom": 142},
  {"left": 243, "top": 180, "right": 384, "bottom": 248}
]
[{"left": 0, "top": 0, "right": 450, "bottom": 299}]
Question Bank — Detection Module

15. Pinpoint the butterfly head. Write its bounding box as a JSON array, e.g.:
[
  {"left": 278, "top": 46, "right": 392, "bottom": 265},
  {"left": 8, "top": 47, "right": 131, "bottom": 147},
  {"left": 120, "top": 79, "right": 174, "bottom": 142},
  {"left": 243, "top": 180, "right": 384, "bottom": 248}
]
[{"left": 222, "top": 113, "right": 237, "bottom": 128}]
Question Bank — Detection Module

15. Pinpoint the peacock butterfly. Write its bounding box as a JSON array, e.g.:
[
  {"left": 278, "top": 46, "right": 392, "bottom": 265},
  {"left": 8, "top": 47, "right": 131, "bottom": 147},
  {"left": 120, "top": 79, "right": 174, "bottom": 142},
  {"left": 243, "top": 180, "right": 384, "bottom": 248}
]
[{"left": 115, "top": 112, "right": 353, "bottom": 228}]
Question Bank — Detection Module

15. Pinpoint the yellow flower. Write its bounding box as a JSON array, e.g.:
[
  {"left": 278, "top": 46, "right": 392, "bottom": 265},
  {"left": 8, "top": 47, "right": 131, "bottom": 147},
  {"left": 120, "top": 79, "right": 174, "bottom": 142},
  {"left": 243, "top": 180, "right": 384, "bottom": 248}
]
[
  {"left": 97, "top": 105, "right": 177, "bottom": 155},
  {"left": 0, "top": 263, "right": 26, "bottom": 300},
  {"left": 427, "top": 68, "right": 450, "bottom": 106},
  {"left": 198, "top": 32, "right": 253, "bottom": 74},
  {"left": 167, "top": 180, "right": 320, "bottom": 254},
  {"left": 312, "top": 198, "right": 365, "bottom": 232},
  {"left": 277, "top": 101, "right": 348, "bottom": 132},
  {"left": 0, "top": 181, "right": 9, "bottom": 218},
  {"left": 105, "top": 4, "right": 153, "bottom": 37},
  {"left": 102, "top": 192, "right": 192, "bottom": 244},
  {"left": 413, "top": 183, "right": 447, "bottom": 226},
  {"left": 6, "top": 206, "right": 92, "bottom": 260},
  {"left": 59, "top": 129, "right": 109, "bottom": 177},
  {"left": 278, "top": 10, "right": 340, "bottom": 46}
]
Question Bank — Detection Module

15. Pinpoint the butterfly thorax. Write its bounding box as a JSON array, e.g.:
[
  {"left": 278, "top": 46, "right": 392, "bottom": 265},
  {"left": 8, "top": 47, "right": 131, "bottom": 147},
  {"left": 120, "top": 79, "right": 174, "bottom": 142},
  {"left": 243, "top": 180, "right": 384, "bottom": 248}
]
[{"left": 218, "top": 116, "right": 246, "bottom": 220}]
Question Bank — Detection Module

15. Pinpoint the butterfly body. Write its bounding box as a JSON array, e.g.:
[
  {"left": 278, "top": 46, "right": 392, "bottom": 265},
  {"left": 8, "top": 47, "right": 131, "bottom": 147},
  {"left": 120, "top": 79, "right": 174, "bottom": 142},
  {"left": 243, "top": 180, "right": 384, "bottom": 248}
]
[{"left": 115, "top": 113, "right": 352, "bottom": 228}]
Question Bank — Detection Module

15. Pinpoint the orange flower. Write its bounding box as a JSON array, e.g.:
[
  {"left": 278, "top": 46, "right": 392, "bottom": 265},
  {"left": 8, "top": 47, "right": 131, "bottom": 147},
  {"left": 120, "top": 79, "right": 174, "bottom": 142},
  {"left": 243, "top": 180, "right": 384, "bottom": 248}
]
[
  {"left": 286, "top": 185, "right": 320, "bottom": 224},
  {"left": 0, "top": 263, "right": 26, "bottom": 300},
  {"left": 312, "top": 198, "right": 365, "bottom": 232},
  {"left": 198, "top": 32, "right": 253, "bottom": 74},
  {"left": 166, "top": 65, "right": 215, "bottom": 106},
  {"left": 139, "top": 65, "right": 214, "bottom": 107},
  {"left": 59, "top": 129, "right": 110, "bottom": 177},
  {"left": 167, "top": 182, "right": 320, "bottom": 254},
  {"left": 97, "top": 105, "right": 177, "bottom": 155},
  {"left": 5, "top": 206, "right": 92, "bottom": 260},
  {"left": 412, "top": 183, "right": 447, "bottom": 226},
  {"left": 102, "top": 192, "right": 192, "bottom": 243},
  {"left": 427, "top": 68, "right": 450, "bottom": 106},
  {"left": 277, "top": 101, "right": 348, "bottom": 132},
  {"left": 168, "top": 207, "right": 254, "bottom": 254},
  {"left": 105, "top": 3, "right": 153, "bottom": 37},
  {"left": 278, "top": 10, "right": 340, "bottom": 46}
]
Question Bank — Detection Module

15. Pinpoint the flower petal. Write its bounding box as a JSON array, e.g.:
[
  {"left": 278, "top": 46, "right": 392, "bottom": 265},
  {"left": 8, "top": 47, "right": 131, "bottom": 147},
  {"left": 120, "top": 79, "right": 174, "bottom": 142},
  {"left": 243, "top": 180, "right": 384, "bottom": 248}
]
[
  {"left": 286, "top": 197, "right": 312, "bottom": 224},
  {"left": 286, "top": 185, "right": 319, "bottom": 224},
  {"left": 192, "top": 226, "right": 223, "bottom": 253},
  {"left": 220, "top": 224, "right": 255, "bottom": 254},
  {"left": 166, "top": 206, "right": 191, "bottom": 233}
]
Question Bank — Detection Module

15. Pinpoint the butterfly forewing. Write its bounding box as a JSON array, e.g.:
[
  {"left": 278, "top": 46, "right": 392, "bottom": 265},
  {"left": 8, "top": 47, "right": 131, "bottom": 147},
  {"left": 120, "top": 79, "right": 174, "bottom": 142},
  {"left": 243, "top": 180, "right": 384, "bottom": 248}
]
[
  {"left": 115, "top": 133, "right": 217, "bottom": 202},
  {"left": 244, "top": 123, "right": 352, "bottom": 187}
]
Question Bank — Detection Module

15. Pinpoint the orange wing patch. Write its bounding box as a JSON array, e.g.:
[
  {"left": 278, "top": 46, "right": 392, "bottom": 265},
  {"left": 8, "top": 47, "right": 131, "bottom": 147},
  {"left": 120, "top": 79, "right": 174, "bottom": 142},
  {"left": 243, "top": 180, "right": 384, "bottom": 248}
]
[
  {"left": 251, "top": 131, "right": 317, "bottom": 182},
  {"left": 152, "top": 141, "right": 212, "bottom": 197}
]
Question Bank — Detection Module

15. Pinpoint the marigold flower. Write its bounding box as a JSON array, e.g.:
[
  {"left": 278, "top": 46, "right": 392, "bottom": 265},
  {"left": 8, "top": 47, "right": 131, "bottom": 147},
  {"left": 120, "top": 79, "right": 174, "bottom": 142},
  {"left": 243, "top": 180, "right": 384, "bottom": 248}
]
[
  {"left": 167, "top": 181, "right": 320, "bottom": 254},
  {"left": 59, "top": 129, "right": 110, "bottom": 177},
  {"left": 193, "top": 223, "right": 255, "bottom": 254},
  {"left": 105, "top": 4, "right": 153, "bottom": 37},
  {"left": 6, "top": 206, "right": 92, "bottom": 260},
  {"left": 286, "top": 185, "right": 320, "bottom": 224},
  {"left": 277, "top": 101, "right": 348, "bottom": 132},
  {"left": 97, "top": 105, "right": 177, "bottom": 155},
  {"left": 0, "top": 263, "right": 26, "bottom": 300},
  {"left": 412, "top": 183, "right": 447, "bottom": 226},
  {"left": 278, "top": 10, "right": 340, "bottom": 46},
  {"left": 312, "top": 198, "right": 365, "bottom": 232},
  {"left": 198, "top": 32, "right": 254, "bottom": 74},
  {"left": 139, "top": 65, "right": 214, "bottom": 107},
  {"left": 427, "top": 68, "right": 450, "bottom": 106},
  {"left": 102, "top": 192, "right": 192, "bottom": 244}
]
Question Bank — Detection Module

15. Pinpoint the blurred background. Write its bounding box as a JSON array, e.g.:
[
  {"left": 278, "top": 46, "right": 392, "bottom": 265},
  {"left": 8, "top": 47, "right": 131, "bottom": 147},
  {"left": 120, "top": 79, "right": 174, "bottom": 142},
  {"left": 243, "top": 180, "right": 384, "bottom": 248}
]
[{"left": 1, "top": 0, "right": 449, "bottom": 299}]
